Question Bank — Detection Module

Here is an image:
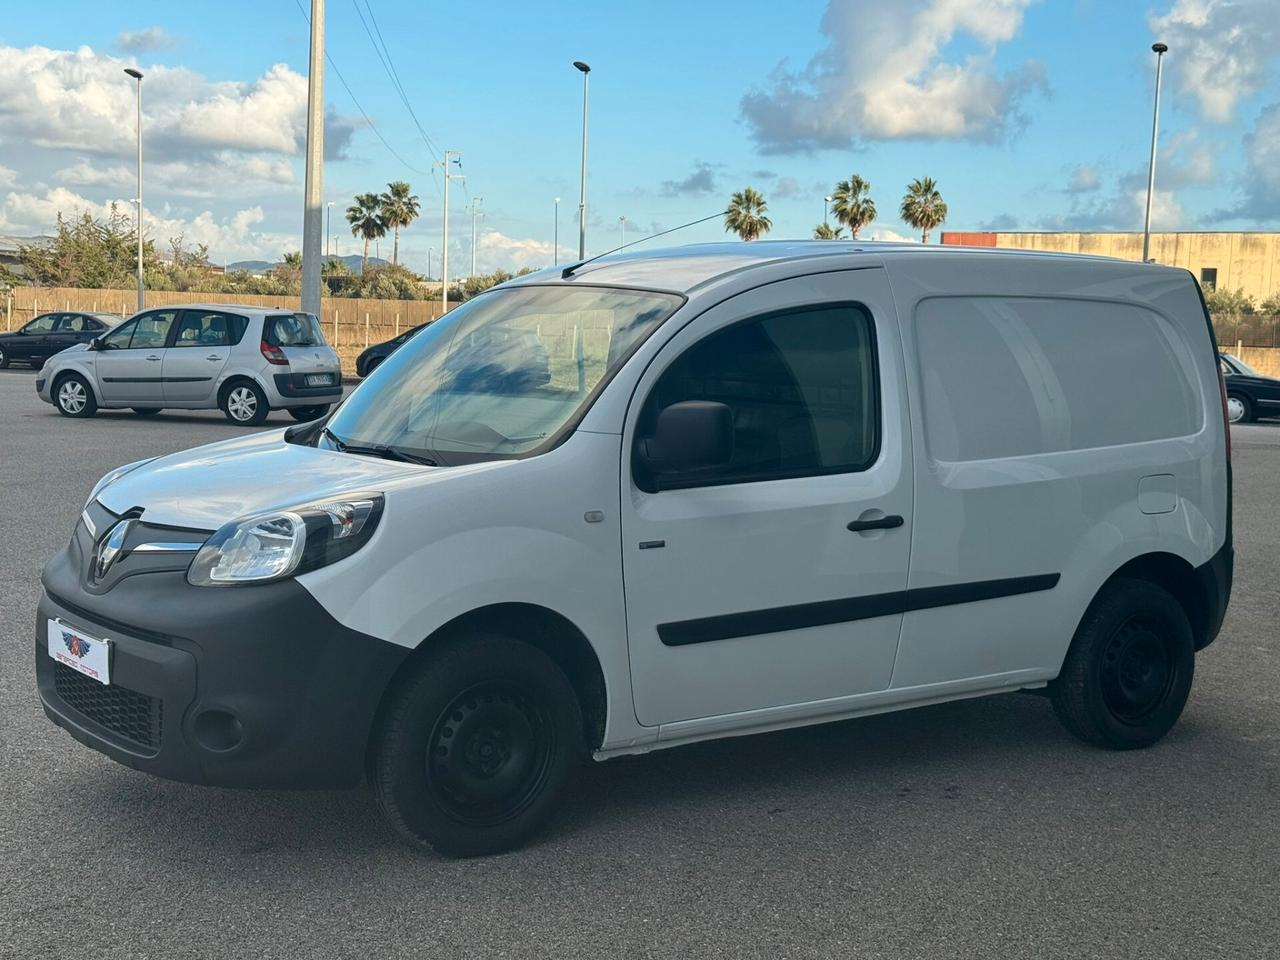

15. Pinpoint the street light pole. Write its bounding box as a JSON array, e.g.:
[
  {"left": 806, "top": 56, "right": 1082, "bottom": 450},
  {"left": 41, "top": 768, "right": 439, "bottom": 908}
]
[
  {"left": 618, "top": 215, "right": 625, "bottom": 250},
  {"left": 124, "top": 68, "right": 144, "bottom": 312},
  {"left": 299, "top": 0, "right": 325, "bottom": 318},
  {"left": 1142, "top": 42, "right": 1168, "bottom": 264},
  {"left": 470, "top": 197, "right": 483, "bottom": 278},
  {"left": 823, "top": 195, "right": 832, "bottom": 227},
  {"left": 326, "top": 201, "right": 333, "bottom": 257},
  {"left": 438, "top": 151, "right": 464, "bottom": 312},
  {"left": 573, "top": 61, "right": 591, "bottom": 260},
  {"left": 554, "top": 197, "right": 560, "bottom": 265}
]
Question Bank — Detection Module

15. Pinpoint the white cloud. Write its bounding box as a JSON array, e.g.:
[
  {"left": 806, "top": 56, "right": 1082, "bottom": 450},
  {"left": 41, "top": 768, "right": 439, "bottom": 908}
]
[
  {"left": 115, "top": 28, "right": 176, "bottom": 53},
  {"left": 1235, "top": 102, "right": 1280, "bottom": 218},
  {"left": 862, "top": 224, "right": 918, "bottom": 243},
  {"left": 1039, "top": 187, "right": 1187, "bottom": 231},
  {"left": 0, "top": 187, "right": 297, "bottom": 262},
  {"left": 475, "top": 229, "right": 556, "bottom": 273},
  {"left": 1150, "top": 0, "right": 1278, "bottom": 123},
  {"left": 741, "top": 0, "right": 1045, "bottom": 152},
  {"left": 1067, "top": 165, "right": 1101, "bottom": 194},
  {"left": 55, "top": 155, "right": 295, "bottom": 197},
  {"left": 0, "top": 165, "right": 16, "bottom": 188},
  {"left": 0, "top": 45, "right": 355, "bottom": 161}
]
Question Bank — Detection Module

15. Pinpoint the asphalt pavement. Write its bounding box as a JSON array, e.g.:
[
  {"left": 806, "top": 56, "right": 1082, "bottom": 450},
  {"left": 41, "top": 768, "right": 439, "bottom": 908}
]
[{"left": 1, "top": 367, "right": 1277, "bottom": 959}]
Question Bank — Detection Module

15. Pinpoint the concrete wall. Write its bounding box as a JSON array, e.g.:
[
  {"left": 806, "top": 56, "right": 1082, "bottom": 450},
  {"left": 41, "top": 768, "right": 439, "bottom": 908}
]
[{"left": 940, "top": 231, "right": 1280, "bottom": 304}]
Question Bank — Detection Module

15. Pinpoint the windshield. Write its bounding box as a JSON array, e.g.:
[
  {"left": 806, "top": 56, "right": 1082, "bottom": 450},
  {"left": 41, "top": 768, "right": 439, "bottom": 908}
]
[
  {"left": 267, "top": 313, "right": 326, "bottom": 347},
  {"left": 325, "top": 284, "right": 682, "bottom": 463}
]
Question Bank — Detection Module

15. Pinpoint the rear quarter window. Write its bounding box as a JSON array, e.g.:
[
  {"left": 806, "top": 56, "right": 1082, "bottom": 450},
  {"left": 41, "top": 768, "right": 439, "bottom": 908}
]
[{"left": 915, "top": 296, "right": 1203, "bottom": 461}]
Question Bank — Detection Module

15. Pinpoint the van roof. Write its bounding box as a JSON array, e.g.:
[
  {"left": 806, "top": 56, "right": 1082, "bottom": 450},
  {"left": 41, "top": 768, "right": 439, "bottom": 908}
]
[{"left": 507, "top": 239, "right": 1180, "bottom": 295}]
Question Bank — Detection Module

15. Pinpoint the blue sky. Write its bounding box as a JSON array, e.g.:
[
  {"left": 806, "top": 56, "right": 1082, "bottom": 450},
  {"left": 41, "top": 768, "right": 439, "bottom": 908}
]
[{"left": 1, "top": 0, "right": 1277, "bottom": 274}]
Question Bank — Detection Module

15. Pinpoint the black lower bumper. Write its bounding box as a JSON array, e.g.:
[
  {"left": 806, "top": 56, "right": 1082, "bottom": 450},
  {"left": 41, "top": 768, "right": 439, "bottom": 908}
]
[
  {"left": 36, "top": 546, "right": 410, "bottom": 789},
  {"left": 1193, "top": 538, "right": 1233, "bottom": 650},
  {"left": 273, "top": 372, "right": 342, "bottom": 400}
]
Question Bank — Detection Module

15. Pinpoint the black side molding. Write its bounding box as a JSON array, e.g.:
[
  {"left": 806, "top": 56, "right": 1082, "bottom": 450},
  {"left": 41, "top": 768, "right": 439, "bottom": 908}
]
[{"left": 657, "top": 573, "right": 1061, "bottom": 647}]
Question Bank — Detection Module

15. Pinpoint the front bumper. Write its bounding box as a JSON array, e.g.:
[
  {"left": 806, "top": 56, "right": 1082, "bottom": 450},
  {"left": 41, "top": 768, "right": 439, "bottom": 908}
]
[{"left": 36, "top": 539, "right": 409, "bottom": 789}]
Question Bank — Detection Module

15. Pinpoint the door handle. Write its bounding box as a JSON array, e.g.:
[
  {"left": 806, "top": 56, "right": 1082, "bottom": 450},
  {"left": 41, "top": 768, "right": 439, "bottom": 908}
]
[
  {"left": 146, "top": 355, "right": 161, "bottom": 361},
  {"left": 206, "top": 355, "right": 222, "bottom": 361},
  {"left": 846, "top": 515, "right": 905, "bottom": 533}
]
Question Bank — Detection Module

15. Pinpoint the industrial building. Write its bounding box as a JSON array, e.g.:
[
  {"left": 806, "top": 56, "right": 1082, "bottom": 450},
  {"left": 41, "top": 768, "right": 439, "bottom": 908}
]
[{"left": 940, "top": 232, "right": 1280, "bottom": 304}]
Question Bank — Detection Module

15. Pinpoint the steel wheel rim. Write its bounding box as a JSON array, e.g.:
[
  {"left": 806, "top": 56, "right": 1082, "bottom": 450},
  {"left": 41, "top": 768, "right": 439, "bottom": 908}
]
[
  {"left": 1100, "top": 617, "right": 1175, "bottom": 725},
  {"left": 1226, "top": 396, "right": 1245, "bottom": 423},
  {"left": 227, "top": 387, "right": 257, "bottom": 421},
  {"left": 58, "top": 380, "right": 86, "bottom": 413},
  {"left": 426, "top": 681, "right": 555, "bottom": 828}
]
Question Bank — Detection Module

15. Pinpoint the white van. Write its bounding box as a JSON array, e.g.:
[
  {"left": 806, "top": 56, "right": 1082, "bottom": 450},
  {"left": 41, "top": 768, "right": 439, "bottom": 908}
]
[{"left": 36, "top": 242, "right": 1233, "bottom": 857}]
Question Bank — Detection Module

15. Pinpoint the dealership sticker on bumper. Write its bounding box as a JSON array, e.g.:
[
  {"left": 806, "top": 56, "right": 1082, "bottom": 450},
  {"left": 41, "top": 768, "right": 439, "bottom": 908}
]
[{"left": 47, "top": 619, "right": 111, "bottom": 685}]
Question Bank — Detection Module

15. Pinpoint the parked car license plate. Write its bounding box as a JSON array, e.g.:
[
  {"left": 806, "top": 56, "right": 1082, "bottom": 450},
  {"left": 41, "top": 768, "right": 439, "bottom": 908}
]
[
  {"left": 47, "top": 619, "right": 111, "bottom": 685},
  {"left": 305, "top": 373, "right": 334, "bottom": 386}
]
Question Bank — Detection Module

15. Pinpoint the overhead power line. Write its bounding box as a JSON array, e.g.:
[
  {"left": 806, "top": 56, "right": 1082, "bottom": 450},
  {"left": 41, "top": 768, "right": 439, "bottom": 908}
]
[
  {"left": 290, "top": 0, "right": 429, "bottom": 176},
  {"left": 356, "top": 0, "right": 444, "bottom": 162}
]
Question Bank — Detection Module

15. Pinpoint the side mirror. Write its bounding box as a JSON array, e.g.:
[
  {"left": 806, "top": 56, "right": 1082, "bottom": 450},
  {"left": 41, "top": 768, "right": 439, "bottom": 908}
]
[
  {"left": 636, "top": 400, "right": 734, "bottom": 490},
  {"left": 89, "top": 336, "right": 104, "bottom": 351}
]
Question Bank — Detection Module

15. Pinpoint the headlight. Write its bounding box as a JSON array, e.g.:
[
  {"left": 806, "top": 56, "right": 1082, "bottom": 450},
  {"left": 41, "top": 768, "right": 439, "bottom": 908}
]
[
  {"left": 187, "top": 494, "right": 383, "bottom": 586},
  {"left": 86, "top": 458, "right": 156, "bottom": 507}
]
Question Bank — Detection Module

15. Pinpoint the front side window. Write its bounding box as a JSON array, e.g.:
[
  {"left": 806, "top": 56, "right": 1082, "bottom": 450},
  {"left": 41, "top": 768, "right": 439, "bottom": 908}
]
[
  {"left": 129, "top": 311, "right": 178, "bottom": 349},
  {"left": 326, "top": 285, "right": 681, "bottom": 463},
  {"left": 100, "top": 319, "right": 137, "bottom": 350},
  {"left": 266, "top": 313, "right": 326, "bottom": 347},
  {"left": 639, "top": 304, "right": 880, "bottom": 486},
  {"left": 24, "top": 314, "right": 57, "bottom": 334},
  {"left": 172, "top": 310, "right": 244, "bottom": 348}
]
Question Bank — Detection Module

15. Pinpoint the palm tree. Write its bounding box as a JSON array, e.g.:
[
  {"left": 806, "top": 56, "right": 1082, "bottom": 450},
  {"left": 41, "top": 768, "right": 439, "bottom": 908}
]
[
  {"left": 900, "top": 177, "right": 948, "bottom": 244},
  {"left": 346, "top": 193, "right": 386, "bottom": 274},
  {"left": 831, "top": 173, "right": 876, "bottom": 239},
  {"left": 813, "top": 222, "right": 846, "bottom": 240},
  {"left": 380, "top": 181, "right": 420, "bottom": 266},
  {"left": 724, "top": 188, "right": 771, "bottom": 241}
]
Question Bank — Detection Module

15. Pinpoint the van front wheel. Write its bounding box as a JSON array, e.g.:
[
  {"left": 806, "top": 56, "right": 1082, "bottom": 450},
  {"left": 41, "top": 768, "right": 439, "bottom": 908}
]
[
  {"left": 372, "top": 634, "right": 584, "bottom": 857},
  {"left": 1049, "top": 578, "right": 1194, "bottom": 750}
]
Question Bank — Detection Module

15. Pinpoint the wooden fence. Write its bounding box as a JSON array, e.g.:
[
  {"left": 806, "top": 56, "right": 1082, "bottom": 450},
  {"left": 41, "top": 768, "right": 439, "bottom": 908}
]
[{"left": 3, "top": 287, "right": 449, "bottom": 375}]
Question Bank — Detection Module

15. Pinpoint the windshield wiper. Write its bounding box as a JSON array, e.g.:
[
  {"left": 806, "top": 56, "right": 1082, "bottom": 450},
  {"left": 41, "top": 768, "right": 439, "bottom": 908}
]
[{"left": 322, "top": 427, "right": 437, "bottom": 466}]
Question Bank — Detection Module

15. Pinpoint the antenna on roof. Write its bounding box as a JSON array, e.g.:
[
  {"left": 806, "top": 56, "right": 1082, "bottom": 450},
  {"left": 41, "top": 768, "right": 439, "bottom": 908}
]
[{"left": 561, "top": 209, "right": 728, "bottom": 278}]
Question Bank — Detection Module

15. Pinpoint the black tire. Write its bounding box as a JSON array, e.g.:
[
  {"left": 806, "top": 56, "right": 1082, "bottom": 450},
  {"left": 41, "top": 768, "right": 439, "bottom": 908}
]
[
  {"left": 131, "top": 407, "right": 162, "bottom": 416},
  {"left": 287, "top": 404, "right": 330, "bottom": 422},
  {"left": 372, "top": 634, "right": 584, "bottom": 857},
  {"left": 1049, "top": 577, "right": 1194, "bottom": 750},
  {"left": 0, "top": 345, "right": 9, "bottom": 369},
  {"left": 220, "top": 380, "right": 270, "bottom": 426},
  {"left": 54, "top": 373, "right": 97, "bottom": 419},
  {"left": 1227, "top": 392, "right": 1253, "bottom": 424}
]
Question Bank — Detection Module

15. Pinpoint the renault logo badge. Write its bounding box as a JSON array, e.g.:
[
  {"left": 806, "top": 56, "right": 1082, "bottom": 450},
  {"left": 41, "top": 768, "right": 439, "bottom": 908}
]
[{"left": 94, "top": 518, "right": 134, "bottom": 580}]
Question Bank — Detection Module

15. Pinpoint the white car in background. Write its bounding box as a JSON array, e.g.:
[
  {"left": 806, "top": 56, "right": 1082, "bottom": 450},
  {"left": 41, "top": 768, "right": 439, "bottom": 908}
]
[{"left": 35, "top": 304, "right": 342, "bottom": 424}]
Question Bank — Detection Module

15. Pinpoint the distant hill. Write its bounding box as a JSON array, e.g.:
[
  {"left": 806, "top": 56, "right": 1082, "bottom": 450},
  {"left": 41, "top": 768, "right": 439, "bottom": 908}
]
[{"left": 228, "top": 254, "right": 389, "bottom": 274}]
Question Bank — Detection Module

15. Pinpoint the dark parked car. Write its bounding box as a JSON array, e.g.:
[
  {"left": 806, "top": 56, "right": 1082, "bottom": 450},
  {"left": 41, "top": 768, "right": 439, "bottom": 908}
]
[
  {"left": 356, "top": 323, "right": 428, "bottom": 377},
  {"left": 1220, "top": 353, "right": 1280, "bottom": 423},
  {"left": 0, "top": 312, "right": 120, "bottom": 370}
]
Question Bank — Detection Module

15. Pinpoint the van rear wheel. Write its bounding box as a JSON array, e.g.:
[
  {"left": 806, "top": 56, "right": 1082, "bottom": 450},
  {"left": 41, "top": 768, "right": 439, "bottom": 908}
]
[
  {"left": 1049, "top": 578, "right": 1194, "bottom": 750},
  {"left": 371, "top": 634, "right": 583, "bottom": 857}
]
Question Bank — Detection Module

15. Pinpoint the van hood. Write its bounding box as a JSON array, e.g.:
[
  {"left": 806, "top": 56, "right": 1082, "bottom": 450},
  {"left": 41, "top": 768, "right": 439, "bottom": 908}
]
[{"left": 95, "top": 428, "right": 433, "bottom": 529}]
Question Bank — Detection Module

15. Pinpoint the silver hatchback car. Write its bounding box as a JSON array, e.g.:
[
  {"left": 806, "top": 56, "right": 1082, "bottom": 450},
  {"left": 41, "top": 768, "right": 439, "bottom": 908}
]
[{"left": 36, "top": 304, "right": 343, "bottom": 425}]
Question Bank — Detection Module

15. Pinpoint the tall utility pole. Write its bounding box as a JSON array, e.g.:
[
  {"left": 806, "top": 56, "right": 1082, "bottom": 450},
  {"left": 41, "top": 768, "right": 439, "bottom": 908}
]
[
  {"left": 553, "top": 197, "right": 560, "bottom": 265},
  {"left": 438, "top": 151, "right": 464, "bottom": 312},
  {"left": 1142, "top": 42, "right": 1168, "bottom": 264},
  {"left": 618, "top": 215, "right": 626, "bottom": 250},
  {"left": 124, "top": 68, "right": 144, "bottom": 312},
  {"left": 326, "top": 201, "right": 334, "bottom": 257},
  {"left": 470, "top": 197, "right": 484, "bottom": 278},
  {"left": 300, "top": 0, "right": 325, "bottom": 317},
  {"left": 573, "top": 61, "right": 591, "bottom": 260}
]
